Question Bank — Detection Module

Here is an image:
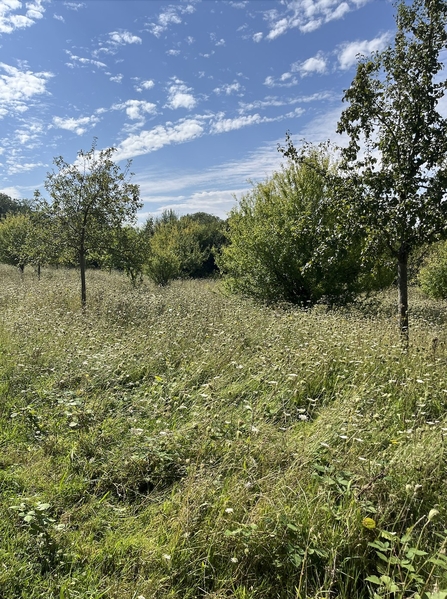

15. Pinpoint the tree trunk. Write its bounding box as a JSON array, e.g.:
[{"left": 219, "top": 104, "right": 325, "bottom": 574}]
[
  {"left": 80, "top": 251, "right": 87, "bottom": 309},
  {"left": 397, "top": 252, "right": 409, "bottom": 343}
]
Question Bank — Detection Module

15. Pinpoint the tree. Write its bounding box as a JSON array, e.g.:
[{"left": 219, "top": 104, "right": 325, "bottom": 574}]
[
  {"left": 36, "top": 140, "right": 141, "bottom": 307},
  {"left": 103, "top": 225, "right": 149, "bottom": 286},
  {"left": 146, "top": 212, "right": 209, "bottom": 286},
  {"left": 182, "top": 213, "right": 227, "bottom": 277},
  {"left": 0, "top": 213, "right": 31, "bottom": 272},
  {"left": 218, "top": 149, "right": 392, "bottom": 305},
  {"left": 336, "top": 0, "right": 447, "bottom": 339},
  {"left": 418, "top": 241, "right": 447, "bottom": 299}
]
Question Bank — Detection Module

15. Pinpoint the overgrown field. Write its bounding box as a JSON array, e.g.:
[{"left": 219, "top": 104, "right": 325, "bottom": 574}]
[{"left": 1, "top": 266, "right": 447, "bottom": 599}]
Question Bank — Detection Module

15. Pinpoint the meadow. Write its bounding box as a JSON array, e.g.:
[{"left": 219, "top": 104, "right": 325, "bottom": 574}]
[{"left": 1, "top": 265, "right": 447, "bottom": 599}]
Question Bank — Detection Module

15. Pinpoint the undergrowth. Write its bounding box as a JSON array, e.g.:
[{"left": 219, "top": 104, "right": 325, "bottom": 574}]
[{"left": 1, "top": 265, "right": 447, "bottom": 598}]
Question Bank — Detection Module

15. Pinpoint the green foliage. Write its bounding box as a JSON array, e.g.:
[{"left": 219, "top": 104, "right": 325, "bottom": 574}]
[
  {"left": 419, "top": 241, "right": 447, "bottom": 299},
  {"left": 146, "top": 211, "right": 226, "bottom": 285},
  {"left": 103, "top": 225, "right": 149, "bottom": 286},
  {"left": 219, "top": 149, "right": 392, "bottom": 305},
  {"left": 36, "top": 139, "right": 141, "bottom": 306},
  {"left": 0, "top": 193, "right": 30, "bottom": 219},
  {"left": 335, "top": 0, "right": 447, "bottom": 335},
  {"left": 0, "top": 213, "right": 31, "bottom": 270}
]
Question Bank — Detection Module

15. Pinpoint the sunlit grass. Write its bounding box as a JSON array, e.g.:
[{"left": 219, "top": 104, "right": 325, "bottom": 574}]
[{"left": 1, "top": 264, "right": 447, "bottom": 598}]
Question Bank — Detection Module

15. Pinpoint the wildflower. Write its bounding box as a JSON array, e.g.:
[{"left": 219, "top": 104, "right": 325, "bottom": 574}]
[
  {"left": 225, "top": 508, "right": 234, "bottom": 513},
  {"left": 230, "top": 557, "right": 238, "bottom": 563},
  {"left": 428, "top": 509, "right": 439, "bottom": 522},
  {"left": 162, "top": 554, "right": 171, "bottom": 560},
  {"left": 362, "top": 517, "right": 376, "bottom": 529},
  {"left": 130, "top": 428, "right": 144, "bottom": 436}
]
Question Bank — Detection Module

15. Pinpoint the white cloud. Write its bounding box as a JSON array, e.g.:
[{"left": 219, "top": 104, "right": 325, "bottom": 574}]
[
  {"left": 6, "top": 160, "right": 45, "bottom": 175},
  {"left": 0, "top": 186, "right": 22, "bottom": 199},
  {"left": 109, "top": 30, "right": 142, "bottom": 45},
  {"left": 65, "top": 51, "right": 107, "bottom": 69},
  {"left": 167, "top": 49, "right": 181, "bottom": 56},
  {"left": 292, "top": 52, "right": 327, "bottom": 76},
  {"left": 253, "top": 32, "right": 263, "bottom": 43},
  {"left": 143, "top": 189, "right": 240, "bottom": 220},
  {"left": 135, "top": 79, "right": 155, "bottom": 92},
  {"left": 64, "top": 2, "right": 85, "bottom": 10},
  {"left": 237, "top": 93, "right": 330, "bottom": 114},
  {"left": 261, "top": 0, "right": 372, "bottom": 40},
  {"left": 110, "top": 74, "right": 123, "bottom": 83},
  {"left": 147, "top": 4, "right": 195, "bottom": 38},
  {"left": 52, "top": 114, "right": 100, "bottom": 135},
  {"left": 0, "top": 0, "right": 46, "bottom": 34},
  {"left": 13, "top": 120, "right": 44, "bottom": 148},
  {"left": 0, "top": 62, "right": 53, "bottom": 114},
  {"left": 115, "top": 118, "right": 204, "bottom": 161},
  {"left": 327, "top": 2, "right": 350, "bottom": 20},
  {"left": 112, "top": 99, "right": 157, "bottom": 120},
  {"left": 213, "top": 82, "right": 243, "bottom": 95},
  {"left": 210, "top": 113, "right": 263, "bottom": 134},
  {"left": 54, "top": 14, "right": 65, "bottom": 22},
  {"left": 264, "top": 74, "right": 299, "bottom": 88},
  {"left": 166, "top": 79, "right": 197, "bottom": 110},
  {"left": 338, "top": 32, "right": 392, "bottom": 69}
]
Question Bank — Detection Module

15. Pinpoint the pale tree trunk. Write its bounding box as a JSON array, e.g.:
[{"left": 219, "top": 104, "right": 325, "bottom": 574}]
[{"left": 397, "top": 251, "right": 409, "bottom": 343}]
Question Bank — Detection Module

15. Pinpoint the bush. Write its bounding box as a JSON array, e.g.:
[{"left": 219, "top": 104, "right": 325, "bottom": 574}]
[
  {"left": 419, "top": 241, "right": 447, "bottom": 299},
  {"left": 218, "top": 149, "right": 393, "bottom": 306}
]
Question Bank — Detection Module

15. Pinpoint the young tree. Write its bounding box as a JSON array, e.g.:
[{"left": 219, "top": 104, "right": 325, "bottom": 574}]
[
  {"left": 336, "top": 0, "right": 447, "bottom": 339},
  {"left": 103, "top": 225, "right": 149, "bottom": 286},
  {"left": 36, "top": 141, "right": 141, "bottom": 307}
]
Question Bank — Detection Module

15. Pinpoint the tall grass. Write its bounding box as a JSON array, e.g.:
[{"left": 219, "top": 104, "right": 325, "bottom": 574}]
[{"left": 1, "top": 264, "right": 447, "bottom": 598}]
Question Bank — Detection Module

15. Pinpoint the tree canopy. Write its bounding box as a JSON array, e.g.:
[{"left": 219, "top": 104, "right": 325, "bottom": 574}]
[
  {"left": 36, "top": 140, "right": 141, "bottom": 307},
  {"left": 336, "top": 0, "right": 447, "bottom": 338}
]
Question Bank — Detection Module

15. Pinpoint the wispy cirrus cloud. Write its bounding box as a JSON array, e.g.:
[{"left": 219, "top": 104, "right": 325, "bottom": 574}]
[
  {"left": 0, "top": 0, "right": 45, "bottom": 35},
  {"left": 237, "top": 92, "right": 332, "bottom": 114}
]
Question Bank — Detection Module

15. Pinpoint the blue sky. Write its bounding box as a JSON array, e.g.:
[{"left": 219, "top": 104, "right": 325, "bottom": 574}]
[{"left": 0, "top": 0, "right": 396, "bottom": 221}]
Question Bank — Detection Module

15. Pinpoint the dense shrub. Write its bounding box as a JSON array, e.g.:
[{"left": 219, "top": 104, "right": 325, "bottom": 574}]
[
  {"left": 419, "top": 241, "right": 447, "bottom": 299},
  {"left": 218, "top": 150, "right": 393, "bottom": 305}
]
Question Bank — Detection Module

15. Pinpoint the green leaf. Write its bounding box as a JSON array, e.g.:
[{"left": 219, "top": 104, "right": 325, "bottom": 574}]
[{"left": 365, "top": 575, "right": 382, "bottom": 585}]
